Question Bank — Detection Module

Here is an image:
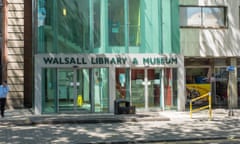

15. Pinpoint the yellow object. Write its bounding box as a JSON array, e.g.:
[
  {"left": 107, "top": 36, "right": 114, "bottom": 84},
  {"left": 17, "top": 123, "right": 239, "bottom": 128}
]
[
  {"left": 186, "top": 84, "right": 210, "bottom": 96},
  {"left": 63, "top": 8, "right": 67, "bottom": 16},
  {"left": 187, "top": 84, "right": 210, "bottom": 102},
  {"left": 190, "top": 92, "right": 212, "bottom": 120},
  {"left": 77, "top": 95, "right": 83, "bottom": 106}
]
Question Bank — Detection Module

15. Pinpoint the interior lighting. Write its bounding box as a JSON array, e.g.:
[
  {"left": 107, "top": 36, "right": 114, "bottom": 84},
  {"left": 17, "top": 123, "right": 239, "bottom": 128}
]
[{"left": 63, "top": 8, "right": 67, "bottom": 16}]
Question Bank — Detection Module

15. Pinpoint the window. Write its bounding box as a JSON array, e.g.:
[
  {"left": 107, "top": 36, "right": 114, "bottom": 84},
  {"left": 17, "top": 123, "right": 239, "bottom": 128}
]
[
  {"left": 37, "top": 0, "right": 101, "bottom": 53},
  {"left": 180, "top": 6, "right": 227, "bottom": 28},
  {"left": 108, "top": 0, "right": 140, "bottom": 46}
]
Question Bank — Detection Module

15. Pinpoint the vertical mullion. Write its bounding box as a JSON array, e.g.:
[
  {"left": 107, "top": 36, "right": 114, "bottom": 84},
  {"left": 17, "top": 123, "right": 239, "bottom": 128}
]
[
  {"left": 89, "top": 0, "right": 94, "bottom": 51},
  {"left": 124, "top": 0, "right": 129, "bottom": 52}
]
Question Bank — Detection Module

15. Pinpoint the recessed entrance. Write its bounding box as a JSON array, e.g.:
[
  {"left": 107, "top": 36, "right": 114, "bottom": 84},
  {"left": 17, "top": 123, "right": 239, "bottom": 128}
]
[
  {"left": 42, "top": 68, "right": 109, "bottom": 114},
  {"left": 115, "top": 68, "right": 178, "bottom": 111},
  {"left": 57, "top": 69, "right": 91, "bottom": 112}
]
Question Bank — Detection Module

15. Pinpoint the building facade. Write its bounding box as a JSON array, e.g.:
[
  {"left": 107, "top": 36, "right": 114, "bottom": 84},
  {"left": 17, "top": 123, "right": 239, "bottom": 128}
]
[
  {"left": 3, "top": 0, "right": 240, "bottom": 115},
  {"left": 180, "top": 0, "right": 240, "bottom": 109},
  {"left": 0, "top": 0, "right": 28, "bottom": 109},
  {"left": 33, "top": 0, "right": 184, "bottom": 114}
]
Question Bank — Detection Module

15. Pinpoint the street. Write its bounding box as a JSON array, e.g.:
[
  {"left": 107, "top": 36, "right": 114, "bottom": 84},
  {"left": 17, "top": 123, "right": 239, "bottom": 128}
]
[{"left": 147, "top": 139, "right": 240, "bottom": 144}]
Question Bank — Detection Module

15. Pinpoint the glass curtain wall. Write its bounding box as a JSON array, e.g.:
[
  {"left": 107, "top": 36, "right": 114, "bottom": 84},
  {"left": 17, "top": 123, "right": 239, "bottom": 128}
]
[
  {"left": 108, "top": 0, "right": 140, "bottom": 47},
  {"left": 37, "top": 0, "right": 101, "bottom": 53},
  {"left": 37, "top": 0, "right": 179, "bottom": 54},
  {"left": 42, "top": 69, "right": 57, "bottom": 113}
]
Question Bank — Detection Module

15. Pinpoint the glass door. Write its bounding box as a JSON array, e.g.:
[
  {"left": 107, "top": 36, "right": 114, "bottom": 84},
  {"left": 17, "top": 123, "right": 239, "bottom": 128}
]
[
  {"left": 148, "top": 69, "right": 161, "bottom": 109},
  {"left": 116, "top": 68, "right": 177, "bottom": 111},
  {"left": 185, "top": 67, "right": 211, "bottom": 107},
  {"left": 42, "top": 67, "right": 109, "bottom": 114},
  {"left": 213, "top": 67, "right": 228, "bottom": 107},
  {"left": 148, "top": 68, "right": 178, "bottom": 110},
  {"left": 92, "top": 68, "right": 109, "bottom": 112},
  {"left": 131, "top": 69, "right": 145, "bottom": 109},
  {"left": 57, "top": 68, "right": 91, "bottom": 112}
]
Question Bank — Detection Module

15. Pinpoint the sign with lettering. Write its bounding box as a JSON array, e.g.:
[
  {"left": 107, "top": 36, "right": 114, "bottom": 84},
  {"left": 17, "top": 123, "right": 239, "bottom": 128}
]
[{"left": 35, "top": 54, "right": 182, "bottom": 67}]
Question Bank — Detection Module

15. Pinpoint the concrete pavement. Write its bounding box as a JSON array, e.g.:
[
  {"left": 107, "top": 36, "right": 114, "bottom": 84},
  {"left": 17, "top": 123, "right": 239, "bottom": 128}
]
[
  {"left": 0, "top": 108, "right": 239, "bottom": 125},
  {"left": 0, "top": 109, "right": 171, "bottom": 125},
  {"left": 0, "top": 108, "right": 240, "bottom": 143}
]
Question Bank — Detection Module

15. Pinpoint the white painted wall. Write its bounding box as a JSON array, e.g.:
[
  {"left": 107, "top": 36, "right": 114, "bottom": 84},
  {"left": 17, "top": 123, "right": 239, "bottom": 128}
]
[{"left": 180, "top": 0, "right": 240, "bottom": 57}]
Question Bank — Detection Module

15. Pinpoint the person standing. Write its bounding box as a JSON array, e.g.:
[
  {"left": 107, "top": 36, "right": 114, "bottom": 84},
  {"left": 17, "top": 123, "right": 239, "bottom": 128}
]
[{"left": 0, "top": 81, "right": 10, "bottom": 117}]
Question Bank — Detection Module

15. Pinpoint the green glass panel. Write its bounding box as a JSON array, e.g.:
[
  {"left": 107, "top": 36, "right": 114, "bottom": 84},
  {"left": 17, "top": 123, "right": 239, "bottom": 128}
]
[
  {"left": 131, "top": 69, "right": 145, "bottom": 108},
  {"left": 148, "top": 69, "right": 161, "bottom": 108},
  {"left": 93, "top": 68, "right": 109, "bottom": 112},
  {"left": 36, "top": 0, "right": 179, "bottom": 54},
  {"left": 129, "top": 0, "right": 141, "bottom": 46},
  {"left": 108, "top": 0, "right": 125, "bottom": 46},
  {"left": 115, "top": 68, "right": 130, "bottom": 100},
  {"left": 37, "top": 0, "right": 101, "bottom": 53},
  {"left": 57, "top": 69, "right": 91, "bottom": 112},
  {"left": 42, "top": 68, "right": 57, "bottom": 114}
]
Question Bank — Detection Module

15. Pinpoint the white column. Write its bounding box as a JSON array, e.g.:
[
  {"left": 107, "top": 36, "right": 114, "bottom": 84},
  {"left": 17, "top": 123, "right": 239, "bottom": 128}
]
[
  {"left": 229, "top": 58, "right": 238, "bottom": 108},
  {"left": 178, "top": 55, "right": 185, "bottom": 111},
  {"left": 35, "top": 58, "right": 42, "bottom": 115},
  {"left": 144, "top": 69, "right": 148, "bottom": 109},
  {"left": 109, "top": 67, "right": 115, "bottom": 113}
]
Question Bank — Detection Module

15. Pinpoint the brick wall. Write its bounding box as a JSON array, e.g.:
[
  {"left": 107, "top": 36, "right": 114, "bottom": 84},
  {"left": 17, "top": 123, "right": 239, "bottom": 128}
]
[{"left": 6, "top": 0, "right": 24, "bottom": 108}]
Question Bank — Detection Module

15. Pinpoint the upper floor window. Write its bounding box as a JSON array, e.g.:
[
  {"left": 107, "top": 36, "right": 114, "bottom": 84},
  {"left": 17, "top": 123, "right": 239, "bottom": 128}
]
[
  {"left": 180, "top": 6, "right": 227, "bottom": 28},
  {"left": 108, "top": 0, "right": 140, "bottom": 46}
]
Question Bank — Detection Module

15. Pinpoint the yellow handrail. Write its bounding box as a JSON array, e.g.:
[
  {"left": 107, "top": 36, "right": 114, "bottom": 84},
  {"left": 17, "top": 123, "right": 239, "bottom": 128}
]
[{"left": 190, "top": 92, "right": 212, "bottom": 120}]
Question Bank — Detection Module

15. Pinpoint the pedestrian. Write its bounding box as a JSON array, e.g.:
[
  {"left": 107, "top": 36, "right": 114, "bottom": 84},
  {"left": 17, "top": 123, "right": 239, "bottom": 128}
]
[{"left": 0, "top": 80, "right": 10, "bottom": 118}]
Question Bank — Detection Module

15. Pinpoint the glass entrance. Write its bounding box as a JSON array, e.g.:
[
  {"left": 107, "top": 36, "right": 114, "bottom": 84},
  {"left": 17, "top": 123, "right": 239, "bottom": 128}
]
[
  {"left": 185, "top": 67, "right": 211, "bottom": 107},
  {"left": 115, "top": 68, "right": 177, "bottom": 111},
  {"left": 57, "top": 69, "right": 91, "bottom": 112},
  {"left": 42, "top": 67, "right": 109, "bottom": 114},
  {"left": 147, "top": 69, "right": 162, "bottom": 109},
  {"left": 213, "top": 67, "right": 228, "bottom": 107},
  {"left": 131, "top": 69, "right": 145, "bottom": 109}
]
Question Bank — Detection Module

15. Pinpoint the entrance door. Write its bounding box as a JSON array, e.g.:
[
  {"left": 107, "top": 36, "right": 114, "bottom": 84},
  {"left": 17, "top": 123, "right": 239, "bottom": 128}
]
[
  {"left": 213, "top": 67, "right": 228, "bottom": 107},
  {"left": 185, "top": 67, "right": 211, "bottom": 107},
  {"left": 115, "top": 68, "right": 177, "bottom": 111},
  {"left": 57, "top": 68, "right": 91, "bottom": 112},
  {"left": 42, "top": 67, "right": 109, "bottom": 114}
]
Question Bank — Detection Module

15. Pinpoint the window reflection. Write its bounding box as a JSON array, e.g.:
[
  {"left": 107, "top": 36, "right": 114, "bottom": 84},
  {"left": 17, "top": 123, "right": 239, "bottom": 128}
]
[
  {"left": 38, "top": 0, "right": 101, "bottom": 53},
  {"left": 108, "top": 0, "right": 124, "bottom": 46},
  {"left": 180, "top": 6, "right": 227, "bottom": 28},
  {"left": 108, "top": 0, "right": 140, "bottom": 46},
  {"left": 202, "top": 7, "right": 225, "bottom": 27},
  {"left": 180, "top": 7, "right": 201, "bottom": 27}
]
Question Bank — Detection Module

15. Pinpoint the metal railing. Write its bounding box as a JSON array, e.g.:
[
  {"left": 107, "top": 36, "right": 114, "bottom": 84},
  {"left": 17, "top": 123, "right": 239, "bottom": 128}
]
[{"left": 190, "top": 92, "right": 212, "bottom": 120}]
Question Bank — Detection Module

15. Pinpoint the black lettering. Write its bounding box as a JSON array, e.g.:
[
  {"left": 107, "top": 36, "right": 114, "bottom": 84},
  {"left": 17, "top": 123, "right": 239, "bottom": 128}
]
[{"left": 43, "top": 57, "right": 53, "bottom": 64}]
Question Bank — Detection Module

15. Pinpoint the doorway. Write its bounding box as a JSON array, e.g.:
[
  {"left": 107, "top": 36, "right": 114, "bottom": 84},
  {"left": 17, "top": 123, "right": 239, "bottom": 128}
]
[
  {"left": 213, "top": 67, "right": 228, "bottom": 107},
  {"left": 42, "top": 67, "right": 109, "bottom": 114},
  {"left": 115, "top": 68, "right": 177, "bottom": 111},
  {"left": 57, "top": 68, "right": 91, "bottom": 112},
  {"left": 185, "top": 67, "right": 211, "bottom": 107}
]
